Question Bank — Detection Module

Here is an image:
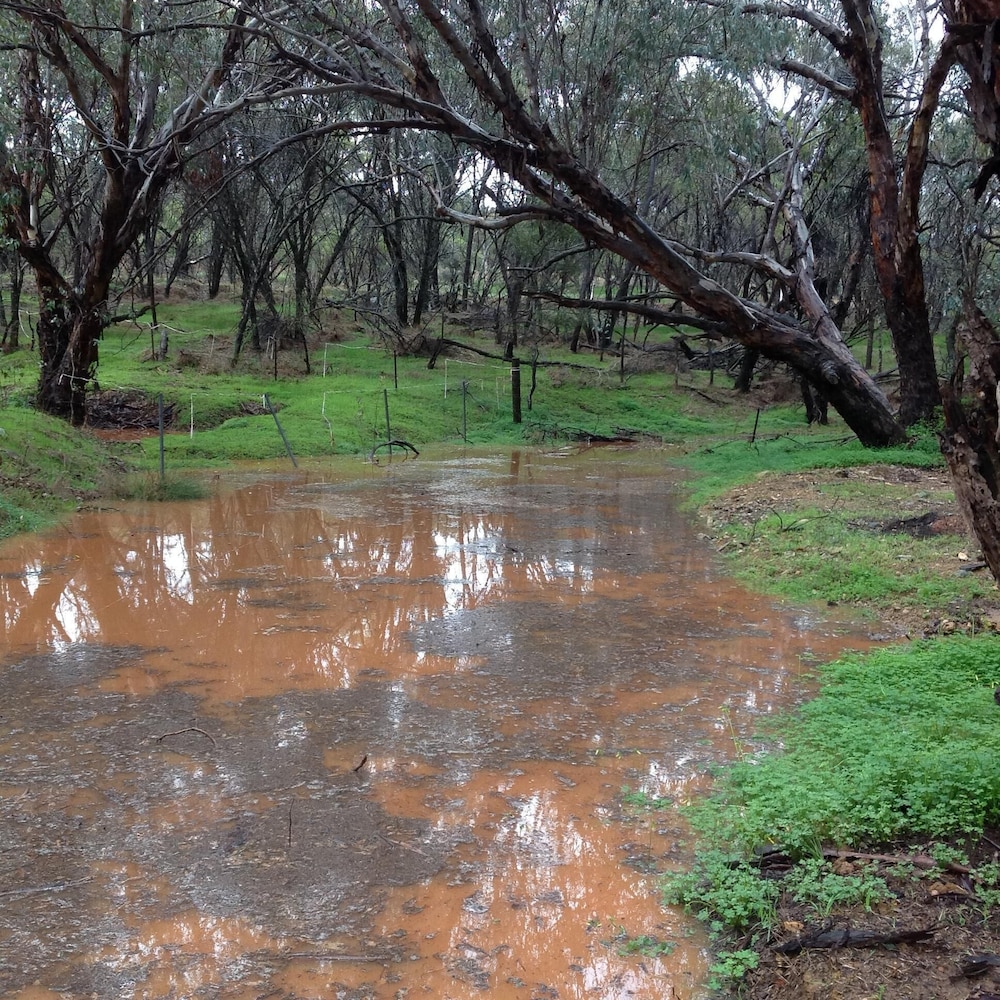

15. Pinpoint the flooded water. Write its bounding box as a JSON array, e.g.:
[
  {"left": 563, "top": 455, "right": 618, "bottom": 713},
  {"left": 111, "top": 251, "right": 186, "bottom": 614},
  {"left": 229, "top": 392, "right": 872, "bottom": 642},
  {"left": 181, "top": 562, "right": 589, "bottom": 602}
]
[{"left": 0, "top": 448, "right": 870, "bottom": 1000}]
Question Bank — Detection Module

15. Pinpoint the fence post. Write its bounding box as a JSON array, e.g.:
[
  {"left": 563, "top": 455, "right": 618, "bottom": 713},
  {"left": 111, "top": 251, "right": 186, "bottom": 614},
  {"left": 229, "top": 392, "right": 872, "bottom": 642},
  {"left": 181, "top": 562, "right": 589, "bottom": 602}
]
[
  {"left": 264, "top": 393, "right": 298, "bottom": 467},
  {"left": 462, "top": 380, "right": 468, "bottom": 441},
  {"left": 383, "top": 388, "right": 392, "bottom": 459},
  {"left": 511, "top": 360, "right": 522, "bottom": 424}
]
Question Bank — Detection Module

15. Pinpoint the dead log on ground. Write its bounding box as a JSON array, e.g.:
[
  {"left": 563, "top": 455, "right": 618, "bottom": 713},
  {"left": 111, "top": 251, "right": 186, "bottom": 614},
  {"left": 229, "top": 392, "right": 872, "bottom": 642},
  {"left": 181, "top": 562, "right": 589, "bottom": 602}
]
[{"left": 774, "top": 921, "right": 938, "bottom": 955}]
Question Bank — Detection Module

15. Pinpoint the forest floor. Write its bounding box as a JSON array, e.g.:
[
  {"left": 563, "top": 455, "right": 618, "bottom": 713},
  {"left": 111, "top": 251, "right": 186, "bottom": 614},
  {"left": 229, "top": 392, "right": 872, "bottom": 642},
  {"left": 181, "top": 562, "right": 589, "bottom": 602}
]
[
  {"left": 737, "top": 843, "right": 1000, "bottom": 1000},
  {"left": 702, "top": 462, "right": 996, "bottom": 640},
  {"left": 701, "top": 464, "right": 1000, "bottom": 1000}
]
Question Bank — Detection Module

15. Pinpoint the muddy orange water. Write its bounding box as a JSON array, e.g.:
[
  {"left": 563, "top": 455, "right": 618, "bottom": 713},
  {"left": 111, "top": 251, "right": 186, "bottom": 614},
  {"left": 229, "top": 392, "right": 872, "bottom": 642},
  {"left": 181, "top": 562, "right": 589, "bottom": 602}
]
[{"left": 0, "top": 448, "right": 871, "bottom": 1000}]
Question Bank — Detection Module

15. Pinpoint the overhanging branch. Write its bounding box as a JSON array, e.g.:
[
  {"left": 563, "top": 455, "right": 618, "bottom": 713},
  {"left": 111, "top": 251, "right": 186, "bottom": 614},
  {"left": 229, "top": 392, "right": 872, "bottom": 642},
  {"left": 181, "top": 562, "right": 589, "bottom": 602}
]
[{"left": 527, "top": 291, "right": 730, "bottom": 335}]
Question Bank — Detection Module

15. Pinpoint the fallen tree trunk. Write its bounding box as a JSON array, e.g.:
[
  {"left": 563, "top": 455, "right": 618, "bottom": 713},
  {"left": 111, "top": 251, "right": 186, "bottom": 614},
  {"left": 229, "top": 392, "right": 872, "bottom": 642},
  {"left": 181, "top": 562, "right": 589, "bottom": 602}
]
[{"left": 774, "top": 922, "right": 938, "bottom": 955}]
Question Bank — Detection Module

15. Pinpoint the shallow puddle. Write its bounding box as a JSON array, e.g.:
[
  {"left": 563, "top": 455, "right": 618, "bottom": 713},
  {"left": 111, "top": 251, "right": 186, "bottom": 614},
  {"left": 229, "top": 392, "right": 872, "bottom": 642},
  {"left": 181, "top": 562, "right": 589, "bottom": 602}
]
[{"left": 0, "top": 448, "right": 870, "bottom": 998}]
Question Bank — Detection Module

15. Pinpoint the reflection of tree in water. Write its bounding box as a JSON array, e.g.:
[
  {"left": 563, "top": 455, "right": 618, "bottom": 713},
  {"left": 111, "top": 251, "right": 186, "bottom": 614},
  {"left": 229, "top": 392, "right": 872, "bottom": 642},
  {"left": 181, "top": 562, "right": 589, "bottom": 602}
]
[
  {"left": 0, "top": 460, "right": 827, "bottom": 716},
  {"left": 0, "top": 456, "right": 870, "bottom": 999},
  {"left": 1, "top": 465, "right": 673, "bottom": 691}
]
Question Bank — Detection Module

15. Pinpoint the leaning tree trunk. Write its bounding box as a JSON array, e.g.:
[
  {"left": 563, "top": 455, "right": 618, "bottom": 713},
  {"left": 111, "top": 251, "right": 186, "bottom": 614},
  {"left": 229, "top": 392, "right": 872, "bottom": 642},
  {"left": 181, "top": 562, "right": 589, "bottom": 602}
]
[
  {"left": 939, "top": 301, "right": 1000, "bottom": 583},
  {"left": 288, "top": 0, "right": 907, "bottom": 447}
]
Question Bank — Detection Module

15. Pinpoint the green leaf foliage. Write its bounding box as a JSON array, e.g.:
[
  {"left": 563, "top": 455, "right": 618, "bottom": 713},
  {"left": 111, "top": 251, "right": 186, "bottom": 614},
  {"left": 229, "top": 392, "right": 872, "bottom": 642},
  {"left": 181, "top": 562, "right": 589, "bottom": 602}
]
[{"left": 690, "top": 636, "right": 1000, "bottom": 854}]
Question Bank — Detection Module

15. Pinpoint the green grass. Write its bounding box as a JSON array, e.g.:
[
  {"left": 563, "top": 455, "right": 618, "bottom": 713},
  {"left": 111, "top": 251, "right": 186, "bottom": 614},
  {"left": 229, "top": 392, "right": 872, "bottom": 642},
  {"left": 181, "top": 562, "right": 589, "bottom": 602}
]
[
  {"left": 91, "top": 332, "right": 767, "bottom": 467},
  {"left": 1, "top": 296, "right": 852, "bottom": 466},
  {"left": 1, "top": 308, "right": 772, "bottom": 530},
  {"left": 0, "top": 405, "right": 121, "bottom": 539},
  {"left": 668, "top": 423, "right": 990, "bottom": 616},
  {"left": 663, "top": 635, "right": 1000, "bottom": 963},
  {"left": 677, "top": 424, "right": 944, "bottom": 508},
  {"left": 116, "top": 472, "right": 209, "bottom": 501},
  {"left": 737, "top": 637, "right": 1000, "bottom": 846},
  {"left": 726, "top": 505, "right": 991, "bottom": 608}
]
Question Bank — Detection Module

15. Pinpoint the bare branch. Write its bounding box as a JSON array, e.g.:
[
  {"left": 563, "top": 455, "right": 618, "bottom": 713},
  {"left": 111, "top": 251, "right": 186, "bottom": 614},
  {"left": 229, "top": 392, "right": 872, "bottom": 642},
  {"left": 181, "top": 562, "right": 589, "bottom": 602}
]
[
  {"left": 432, "top": 203, "right": 554, "bottom": 229},
  {"left": 778, "top": 57, "right": 855, "bottom": 99},
  {"left": 528, "top": 291, "right": 730, "bottom": 335},
  {"left": 735, "top": 1, "right": 849, "bottom": 51},
  {"left": 685, "top": 247, "right": 796, "bottom": 285}
]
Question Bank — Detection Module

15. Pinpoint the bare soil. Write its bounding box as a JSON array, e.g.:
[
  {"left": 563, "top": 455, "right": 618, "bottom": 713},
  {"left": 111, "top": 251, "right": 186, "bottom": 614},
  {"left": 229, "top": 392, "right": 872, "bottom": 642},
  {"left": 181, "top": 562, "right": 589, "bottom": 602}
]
[{"left": 702, "top": 464, "right": 1000, "bottom": 1000}]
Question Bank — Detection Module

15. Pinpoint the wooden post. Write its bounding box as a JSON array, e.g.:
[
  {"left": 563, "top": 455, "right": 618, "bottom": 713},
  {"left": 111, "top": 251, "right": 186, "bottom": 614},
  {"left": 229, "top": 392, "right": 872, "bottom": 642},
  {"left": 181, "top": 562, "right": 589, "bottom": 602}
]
[
  {"left": 264, "top": 393, "right": 297, "bottom": 467},
  {"left": 383, "top": 388, "right": 392, "bottom": 458},
  {"left": 511, "top": 361, "right": 522, "bottom": 424},
  {"left": 462, "top": 380, "right": 468, "bottom": 441}
]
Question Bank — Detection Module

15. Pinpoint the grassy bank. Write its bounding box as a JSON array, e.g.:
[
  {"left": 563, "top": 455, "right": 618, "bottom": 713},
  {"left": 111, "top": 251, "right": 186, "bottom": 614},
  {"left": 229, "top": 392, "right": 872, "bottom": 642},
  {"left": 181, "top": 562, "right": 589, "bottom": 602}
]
[
  {"left": 658, "top": 633, "right": 1000, "bottom": 993},
  {"left": 665, "top": 433, "right": 1000, "bottom": 995},
  {"left": 0, "top": 302, "right": 799, "bottom": 535}
]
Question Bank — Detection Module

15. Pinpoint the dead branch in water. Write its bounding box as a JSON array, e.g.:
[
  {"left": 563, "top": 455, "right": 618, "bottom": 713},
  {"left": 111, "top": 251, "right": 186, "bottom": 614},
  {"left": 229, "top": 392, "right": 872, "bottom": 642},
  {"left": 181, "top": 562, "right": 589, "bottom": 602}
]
[
  {"left": 153, "top": 727, "right": 217, "bottom": 747},
  {"left": 370, "top": 439, "right": 419, "bottom": 460}
]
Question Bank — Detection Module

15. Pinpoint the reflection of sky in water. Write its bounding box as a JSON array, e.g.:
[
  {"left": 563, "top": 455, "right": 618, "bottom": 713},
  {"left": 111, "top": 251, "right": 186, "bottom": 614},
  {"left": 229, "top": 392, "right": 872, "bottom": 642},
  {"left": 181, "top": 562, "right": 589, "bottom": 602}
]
[
  {"left": 55, "top": 588, "right": 94, "bottom": 646},
  {"left": 5, "top": 499, "right": 610, "bottom": 655},
  {"left": 0, "top": 457, "right": 875, "bottom": 1000},
  {"left": 162, "top": 533, "right": 193, "bottom": 603}
]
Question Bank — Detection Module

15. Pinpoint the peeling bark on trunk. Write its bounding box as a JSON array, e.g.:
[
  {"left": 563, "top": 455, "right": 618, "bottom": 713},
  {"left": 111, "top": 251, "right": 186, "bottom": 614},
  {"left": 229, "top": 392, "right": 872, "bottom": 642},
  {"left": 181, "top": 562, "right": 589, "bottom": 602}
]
[
  {"left": 32, "top": 273, "right": 105, "bottom": 425},
  {"left": 940, "top": 303, "right": 1000, "bottom": 582},
  {"left": 840, "top": 0, "right": 951, "bottom": 427},
  {"left": 31, "top": 291, "right": 115, "bottom": 424}
]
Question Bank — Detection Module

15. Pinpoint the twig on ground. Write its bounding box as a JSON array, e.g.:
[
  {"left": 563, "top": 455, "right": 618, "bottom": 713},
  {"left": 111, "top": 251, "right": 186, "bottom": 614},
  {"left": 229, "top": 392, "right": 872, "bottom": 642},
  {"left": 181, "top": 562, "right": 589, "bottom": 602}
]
[
  {"left": 823, "top": 847, "right": 971, "bottom": 874},
  {"left": 153, "top": 727, "right": 217, "bottom": 747}
]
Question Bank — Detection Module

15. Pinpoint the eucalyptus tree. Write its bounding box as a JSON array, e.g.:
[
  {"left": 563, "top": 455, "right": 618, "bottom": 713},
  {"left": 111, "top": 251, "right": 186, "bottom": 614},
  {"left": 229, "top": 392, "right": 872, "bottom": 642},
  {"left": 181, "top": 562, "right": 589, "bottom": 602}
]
[
  {"left": 714, "top": 0, "right": 1000, "bottom": 578},
  {"left": 191, "top": 97, "right": 365, "bottom": 361},
  {"left": 927, "top": 1, "right": 1000, "bottom": 582},
  {"left": 0, "top": 0, "right": 294, "bottom": 423},
  {"left": 717, "top": 0, "right": 959, "bottom": 424},
  {"left": 262, "top": 0, "right": 905, "bottom": 445},
  {"left": 203, "top": 130, "right": 281, "bottom": 359},
  {"left": 337, "top": 116, "right": 477, "bottom": 327}
]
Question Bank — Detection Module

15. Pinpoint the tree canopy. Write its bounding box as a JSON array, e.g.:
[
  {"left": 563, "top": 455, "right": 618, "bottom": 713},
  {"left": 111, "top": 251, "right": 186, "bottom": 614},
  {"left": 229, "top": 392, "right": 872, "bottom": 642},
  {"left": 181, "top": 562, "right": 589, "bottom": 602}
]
[{"left": 0, "top": 0, "right": 998, "bottom": 450}]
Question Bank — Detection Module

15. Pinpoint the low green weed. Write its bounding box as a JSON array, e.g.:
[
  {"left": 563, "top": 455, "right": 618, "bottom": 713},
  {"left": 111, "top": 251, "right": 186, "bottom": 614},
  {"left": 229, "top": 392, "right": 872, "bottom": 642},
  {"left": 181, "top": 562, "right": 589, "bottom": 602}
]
[
  {"left": 692, "top": 636, "right": 1000, "bottom": 854},
  {"left": 662, "top": 850, "right": 779, "bottom": 933},
  {"left": 667, "top": 635, "right": 1000, "bottom": 985},
  {"left": 706, "top": 949, "right": 760, "bottom": 991},
  {"left": 711, "top": 503, "right": 989, "bottom": 610},
  {"left": 620, "top": 786, "right": 672, "bottom": 810},
  {"left": 617, "top": 934, "right": 677, "bottom": 958},
  {"left": 783, "top": 857, "right": 893, "bottom": 917},
  {"left": 974, "top": 862, "right": 1000, "bottom": 918},
  {"left": 116, "top": 473, "right": 208, "bottom": 501}
]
